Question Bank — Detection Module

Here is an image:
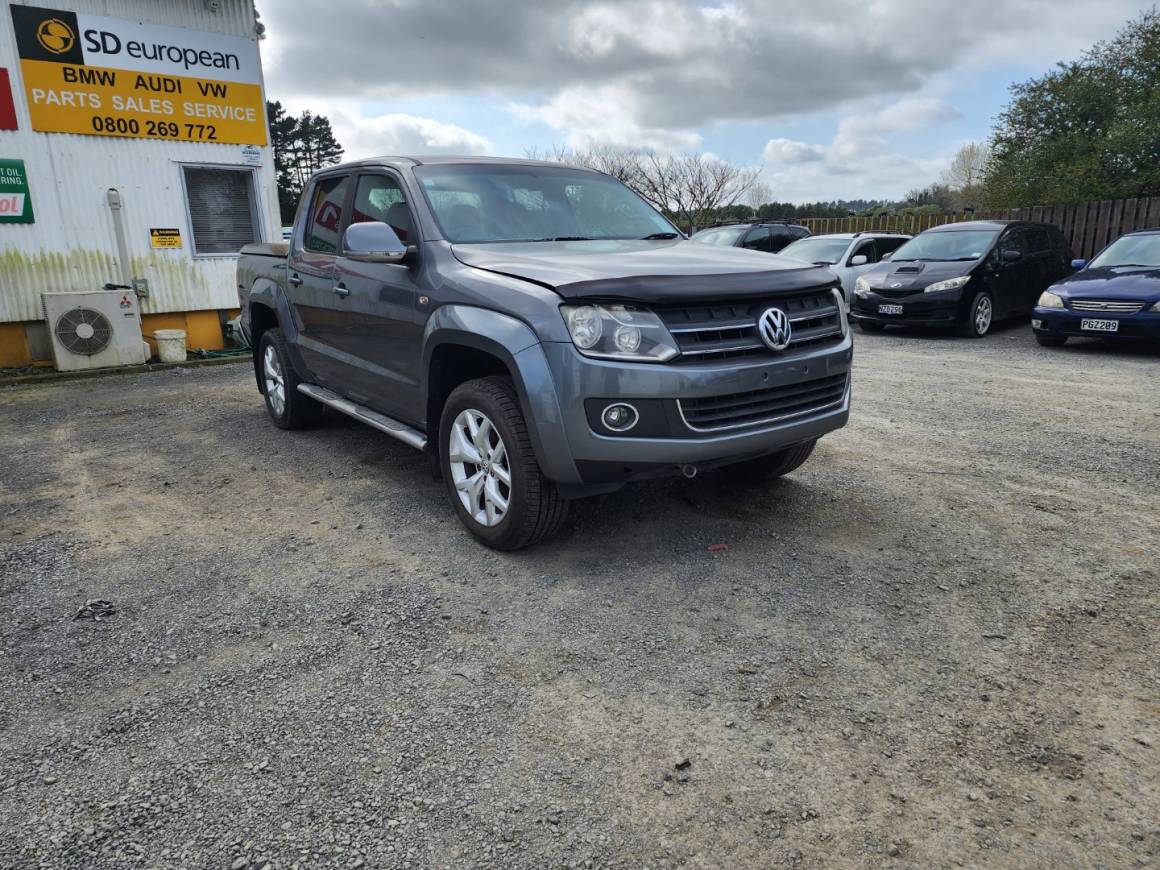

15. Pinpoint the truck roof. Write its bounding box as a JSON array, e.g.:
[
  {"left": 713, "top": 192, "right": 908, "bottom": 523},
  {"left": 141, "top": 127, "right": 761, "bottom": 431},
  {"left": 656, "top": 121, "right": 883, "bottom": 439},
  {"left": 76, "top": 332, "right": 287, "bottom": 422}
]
[{"left": 323, "top": 155, "right": 592, "bottom": 171}]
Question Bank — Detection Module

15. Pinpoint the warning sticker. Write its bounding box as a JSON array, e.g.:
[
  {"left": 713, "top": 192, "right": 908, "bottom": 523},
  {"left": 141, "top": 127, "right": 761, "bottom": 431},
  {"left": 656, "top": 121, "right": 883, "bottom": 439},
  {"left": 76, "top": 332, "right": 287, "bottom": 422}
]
[{"left": 150, "top": 227, "right": 181, "bottom": 248}]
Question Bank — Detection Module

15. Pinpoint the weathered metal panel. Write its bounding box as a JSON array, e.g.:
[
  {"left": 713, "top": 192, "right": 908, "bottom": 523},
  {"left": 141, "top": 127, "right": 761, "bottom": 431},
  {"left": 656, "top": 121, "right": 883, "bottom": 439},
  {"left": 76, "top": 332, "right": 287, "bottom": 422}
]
[{"left": 0, "top": 0, "right": 278, "bottom": 323}]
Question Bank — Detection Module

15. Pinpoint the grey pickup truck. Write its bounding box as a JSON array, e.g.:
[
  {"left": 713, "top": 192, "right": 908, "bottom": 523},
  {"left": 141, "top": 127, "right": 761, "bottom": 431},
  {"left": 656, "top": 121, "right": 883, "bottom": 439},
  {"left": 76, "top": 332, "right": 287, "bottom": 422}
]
[{"left": 238, "top": 157, "right": 852, "bottom": 549}]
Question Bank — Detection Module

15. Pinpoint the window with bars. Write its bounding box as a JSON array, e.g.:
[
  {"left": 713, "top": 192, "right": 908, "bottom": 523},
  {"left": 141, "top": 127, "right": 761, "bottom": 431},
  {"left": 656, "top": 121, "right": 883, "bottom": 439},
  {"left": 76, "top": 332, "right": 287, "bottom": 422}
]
[{"left": 182, "top": 166, "right": 260, "bottom": 256}]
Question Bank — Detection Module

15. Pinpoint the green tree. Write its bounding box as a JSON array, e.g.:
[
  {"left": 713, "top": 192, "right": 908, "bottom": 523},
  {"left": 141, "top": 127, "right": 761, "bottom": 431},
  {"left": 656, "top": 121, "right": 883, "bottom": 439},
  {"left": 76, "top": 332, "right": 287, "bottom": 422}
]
[
  {"left": 984, "top": 9, "right": 1160, "bottom": 206},
  {"left": 265, "top": 101, "right": 345, "bottom": 224}
]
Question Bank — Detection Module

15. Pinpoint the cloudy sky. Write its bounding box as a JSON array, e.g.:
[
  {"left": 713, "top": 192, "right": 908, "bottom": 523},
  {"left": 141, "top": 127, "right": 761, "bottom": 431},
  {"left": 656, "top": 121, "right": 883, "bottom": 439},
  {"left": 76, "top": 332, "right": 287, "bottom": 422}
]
[{"left": 259, "top": 0, "right": 1150, "bottom": 204}]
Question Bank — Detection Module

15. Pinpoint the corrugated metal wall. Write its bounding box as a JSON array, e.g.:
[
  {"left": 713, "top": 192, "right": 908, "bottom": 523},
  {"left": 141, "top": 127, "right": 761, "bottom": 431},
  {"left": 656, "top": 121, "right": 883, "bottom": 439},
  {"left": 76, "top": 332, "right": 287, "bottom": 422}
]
[{"left": 0, "top": 0, "right": 279, "bottom": 323}]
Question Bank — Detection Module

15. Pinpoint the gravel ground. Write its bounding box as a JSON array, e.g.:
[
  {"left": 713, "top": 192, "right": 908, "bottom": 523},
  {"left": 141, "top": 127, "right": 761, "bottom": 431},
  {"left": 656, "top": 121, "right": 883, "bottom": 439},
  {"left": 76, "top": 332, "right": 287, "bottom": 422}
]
[{"left": 1, "top": 324, "right": 1157, "bottom": 869}]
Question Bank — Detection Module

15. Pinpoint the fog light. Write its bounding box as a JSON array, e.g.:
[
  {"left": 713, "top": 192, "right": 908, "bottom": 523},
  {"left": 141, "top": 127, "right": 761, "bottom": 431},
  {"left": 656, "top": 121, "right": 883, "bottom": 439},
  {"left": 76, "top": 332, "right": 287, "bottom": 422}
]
[
  {"left": 1031, "top": 319, "right": 1043, "bottom": 329},
  {"left": 601, "top": 403, "right": 639, "bottom": 432}
]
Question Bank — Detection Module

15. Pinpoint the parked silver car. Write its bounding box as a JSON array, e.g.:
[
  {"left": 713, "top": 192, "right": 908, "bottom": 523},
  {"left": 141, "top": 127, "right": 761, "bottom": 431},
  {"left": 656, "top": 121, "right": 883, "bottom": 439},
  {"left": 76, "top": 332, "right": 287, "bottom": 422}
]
[{"left": 780, "top": 232, "right": 911, "bottom": 303}]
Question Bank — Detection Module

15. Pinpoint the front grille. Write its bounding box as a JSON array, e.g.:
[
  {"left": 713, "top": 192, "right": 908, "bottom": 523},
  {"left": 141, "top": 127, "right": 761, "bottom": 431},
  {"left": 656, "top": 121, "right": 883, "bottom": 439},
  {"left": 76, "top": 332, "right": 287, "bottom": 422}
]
[
  {"left": 678, "top": 372, "right": 848, "bottom": 432},
  {"left": 657, "top": 289, "right": 843, "bottom": 363},
  {"left": 1069, "top": 299, "right": 1145, "bottom": 313}
]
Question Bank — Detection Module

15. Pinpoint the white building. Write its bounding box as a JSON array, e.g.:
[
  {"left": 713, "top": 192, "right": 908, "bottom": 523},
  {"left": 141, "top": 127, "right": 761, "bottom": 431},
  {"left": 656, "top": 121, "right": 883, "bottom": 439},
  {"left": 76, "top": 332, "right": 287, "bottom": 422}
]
[{"left": 0, "top": 0, "right": 278, "bottom": 367}]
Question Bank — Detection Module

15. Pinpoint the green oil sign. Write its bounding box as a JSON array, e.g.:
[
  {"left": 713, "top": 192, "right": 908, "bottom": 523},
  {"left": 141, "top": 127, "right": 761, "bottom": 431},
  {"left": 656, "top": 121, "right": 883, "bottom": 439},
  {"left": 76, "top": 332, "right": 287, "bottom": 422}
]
[{"left": 0, "top": 159, "right": 34, "bottom": 223}]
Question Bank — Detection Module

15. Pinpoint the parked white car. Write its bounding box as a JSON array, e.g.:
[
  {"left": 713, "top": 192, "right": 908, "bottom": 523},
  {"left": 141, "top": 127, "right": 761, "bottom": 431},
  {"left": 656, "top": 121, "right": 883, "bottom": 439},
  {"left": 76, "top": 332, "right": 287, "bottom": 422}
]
[{"left": 780, "top": 232, "right": 911, "bottom": 303}]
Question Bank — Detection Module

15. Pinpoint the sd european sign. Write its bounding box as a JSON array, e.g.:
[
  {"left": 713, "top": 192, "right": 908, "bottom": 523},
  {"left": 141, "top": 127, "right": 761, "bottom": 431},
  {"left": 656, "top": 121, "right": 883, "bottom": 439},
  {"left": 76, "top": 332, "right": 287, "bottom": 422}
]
[{"left": 9, "top": 5, "right": 266, "bottom": 146}]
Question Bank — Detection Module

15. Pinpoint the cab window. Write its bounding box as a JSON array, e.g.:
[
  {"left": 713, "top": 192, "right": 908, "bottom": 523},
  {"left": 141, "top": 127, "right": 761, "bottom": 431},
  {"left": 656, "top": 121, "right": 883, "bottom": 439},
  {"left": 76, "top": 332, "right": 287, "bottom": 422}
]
[
  {"left": 304, "top": 175, "right": 351, "bottom": 254},
  {"left": 849, "top": 239, "right": 879, "bottom": 264},
  {"left": 742, "top": 227, "right": 773, "bottom": 251},
  {"left": 350, "top": 174, "right": 413, "bottom": 244}
]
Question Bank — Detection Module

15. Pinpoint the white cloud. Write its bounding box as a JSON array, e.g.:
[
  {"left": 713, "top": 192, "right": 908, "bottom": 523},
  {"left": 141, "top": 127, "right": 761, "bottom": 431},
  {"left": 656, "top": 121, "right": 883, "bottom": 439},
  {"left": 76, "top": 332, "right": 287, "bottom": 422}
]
[
  {"left": 281, "top": 100, "right": 492, "bottom": 160},
  {"left": 761, "top": 97, "right": 964, "bottom": 201},
  {"left": 508, "top": 85, "right": 702, "bottom": 151}
]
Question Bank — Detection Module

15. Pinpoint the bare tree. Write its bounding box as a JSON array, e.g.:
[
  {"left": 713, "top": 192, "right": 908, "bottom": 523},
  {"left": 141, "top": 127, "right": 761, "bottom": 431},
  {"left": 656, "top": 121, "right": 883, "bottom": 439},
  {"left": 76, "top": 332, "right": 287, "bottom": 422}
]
[
  {"left": 746, "top": 181, "right": 772, "bottom": 210},
  {"left": 528, "top": 145, "right": 760, "bottom": 232},
  {"left": 940, "top": 142, "right": 991, "bottom": 193}
]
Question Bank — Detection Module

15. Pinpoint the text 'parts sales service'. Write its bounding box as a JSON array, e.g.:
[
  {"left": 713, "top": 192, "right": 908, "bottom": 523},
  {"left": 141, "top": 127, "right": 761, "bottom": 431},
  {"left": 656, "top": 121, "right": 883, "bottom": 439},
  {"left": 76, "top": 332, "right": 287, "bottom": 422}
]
[{"left": 9, "top": 4, "right": 266, "bottom": 145}]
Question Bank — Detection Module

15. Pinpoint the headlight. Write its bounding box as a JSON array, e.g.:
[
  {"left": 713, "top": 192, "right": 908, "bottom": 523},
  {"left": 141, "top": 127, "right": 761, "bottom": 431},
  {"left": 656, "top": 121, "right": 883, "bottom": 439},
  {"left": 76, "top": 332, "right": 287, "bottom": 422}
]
[
  {"left": 1149, "top": 300, "right": 1160, "bottom": 313},
  {"left": 1038, "top": 290, "right": 1065, "bottom": 309},
  {"left": 924, "top": 275, "right": 970, "bottom": 294},
  {"left": 854, "top": 276, "right": 871, "bottom": 298},
  {"left": 560, "top": 304, "right": 679, "bottom": 362}
]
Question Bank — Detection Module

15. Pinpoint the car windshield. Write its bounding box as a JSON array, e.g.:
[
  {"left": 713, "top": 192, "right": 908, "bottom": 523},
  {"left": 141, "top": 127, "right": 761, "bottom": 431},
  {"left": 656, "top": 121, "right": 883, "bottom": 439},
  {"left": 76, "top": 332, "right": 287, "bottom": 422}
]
[
  {"left": 690, "top": 227, "right": 746, "bottom": 246},
  {"left": 415, "top": 164, "right": 677, "bottom": 243},
  {"left": 779, "top": 237, "right": 851, "bottom": 264},
  {"left": 890, "top": 230, "right": 997, "bottom": 262},
  {"left": 1088, "top": 233, "right": 1160, "bottom": 268}
]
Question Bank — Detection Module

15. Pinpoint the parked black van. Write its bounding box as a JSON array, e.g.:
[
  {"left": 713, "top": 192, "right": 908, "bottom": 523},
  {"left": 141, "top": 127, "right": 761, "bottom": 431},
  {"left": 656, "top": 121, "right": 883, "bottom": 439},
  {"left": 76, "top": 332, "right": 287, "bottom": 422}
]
[{"left": 850, "top": 220, "right": 1074, "bottom": 337}]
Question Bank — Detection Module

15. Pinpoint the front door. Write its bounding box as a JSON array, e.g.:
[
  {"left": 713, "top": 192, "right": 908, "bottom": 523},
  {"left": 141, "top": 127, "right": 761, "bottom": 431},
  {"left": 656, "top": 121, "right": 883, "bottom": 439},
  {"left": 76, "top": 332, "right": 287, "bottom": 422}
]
[
  {"left": 991, "top": 227, "right": 1036, "bottom": 317},
  {"left": 329, "top": 172, "right": 425, "bottom": 423}
]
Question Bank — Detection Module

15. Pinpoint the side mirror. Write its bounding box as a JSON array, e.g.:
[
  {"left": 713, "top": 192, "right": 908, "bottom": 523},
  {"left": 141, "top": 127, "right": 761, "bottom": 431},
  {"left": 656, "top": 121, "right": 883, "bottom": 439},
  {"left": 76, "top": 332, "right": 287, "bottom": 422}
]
[
  {"left": 849, "top": 254, "right": 868, "bottom": 266},
  {"left": 881, "top": 252, "right": 894, "bottom": 262},
  {"left": 1001, "top": 248, "right": 1022, "bottom": 263},
  {"left": 1070, "top": 258, "right": 1086, "bottom": 269},
  {"left": 343, "top": 221, "right": 409, "bottom": 263}
]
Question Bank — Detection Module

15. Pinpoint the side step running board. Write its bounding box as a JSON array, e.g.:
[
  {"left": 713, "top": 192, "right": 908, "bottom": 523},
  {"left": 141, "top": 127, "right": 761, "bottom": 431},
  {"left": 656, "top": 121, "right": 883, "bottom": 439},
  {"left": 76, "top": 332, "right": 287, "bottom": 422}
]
[{"left": 297, "top": 383, "right": 428, "bottom": 451}]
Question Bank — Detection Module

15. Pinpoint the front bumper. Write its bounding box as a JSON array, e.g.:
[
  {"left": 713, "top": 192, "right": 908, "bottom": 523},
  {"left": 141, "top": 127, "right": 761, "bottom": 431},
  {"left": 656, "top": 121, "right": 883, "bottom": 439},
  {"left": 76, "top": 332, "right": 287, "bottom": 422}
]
[
  {"left": 850, "top": 288, "right": 963, "bottom": 326},
  {"left": 1033, "top": 307, "right": 1160, "bottom": 341},
  {"left": 538, "top": 331, "right": 853, "bottom": 492}
]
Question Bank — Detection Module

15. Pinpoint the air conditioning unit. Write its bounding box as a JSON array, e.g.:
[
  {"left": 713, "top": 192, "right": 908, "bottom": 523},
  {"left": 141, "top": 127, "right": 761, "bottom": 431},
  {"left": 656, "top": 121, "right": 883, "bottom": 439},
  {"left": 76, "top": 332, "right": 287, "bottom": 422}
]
[{"left": 42, "top": 290, "right": 147, "bottom": 371}]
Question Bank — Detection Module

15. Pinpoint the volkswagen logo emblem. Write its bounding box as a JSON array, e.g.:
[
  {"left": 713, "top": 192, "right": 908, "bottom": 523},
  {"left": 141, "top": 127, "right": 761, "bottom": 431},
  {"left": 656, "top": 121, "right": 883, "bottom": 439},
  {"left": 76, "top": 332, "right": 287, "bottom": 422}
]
[{"left": 757, "top": 307, "right": 792, "bottom": 352}]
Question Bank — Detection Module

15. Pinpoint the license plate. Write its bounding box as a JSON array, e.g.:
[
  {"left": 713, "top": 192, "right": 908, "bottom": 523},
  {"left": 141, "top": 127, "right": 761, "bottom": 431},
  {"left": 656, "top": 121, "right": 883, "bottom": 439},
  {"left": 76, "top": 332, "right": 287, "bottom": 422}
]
[
  {"left": 878, "top": 304, "right": 903, "bottom": 315},
  {"left": 1080, "top": 318, "right": 1119, "bottom": 333}
]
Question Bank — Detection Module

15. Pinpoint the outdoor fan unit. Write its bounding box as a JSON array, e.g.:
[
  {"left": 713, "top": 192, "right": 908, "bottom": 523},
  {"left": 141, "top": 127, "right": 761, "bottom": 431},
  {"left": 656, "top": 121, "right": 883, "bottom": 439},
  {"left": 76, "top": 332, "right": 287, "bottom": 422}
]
[{"left": 42, "top": 291, "right": 147, "bottom": 372}]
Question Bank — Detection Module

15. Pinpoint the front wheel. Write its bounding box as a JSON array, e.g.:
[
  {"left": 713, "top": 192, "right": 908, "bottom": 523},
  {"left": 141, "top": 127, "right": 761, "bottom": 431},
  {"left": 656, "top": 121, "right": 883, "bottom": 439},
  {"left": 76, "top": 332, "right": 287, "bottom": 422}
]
[
  {"left": 1035, "top": 333, "right": 1067, "bottom": 347},
  {"left": 958, "top": 291, "right": 994, "bottom": 338},
  {"left": 439, "top": 377, "right": 568, "bottom": 550},
  {"left": 722, "top": 439, "right": 817, "bottom": 482}
]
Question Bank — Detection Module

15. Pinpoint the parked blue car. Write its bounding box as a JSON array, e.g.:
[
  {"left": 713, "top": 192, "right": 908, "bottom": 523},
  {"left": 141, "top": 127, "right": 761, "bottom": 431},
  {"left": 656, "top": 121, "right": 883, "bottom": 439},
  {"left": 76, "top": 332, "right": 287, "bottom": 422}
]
[{"left": 1032, "top": 228, "right": 1160, "bottom": 347}]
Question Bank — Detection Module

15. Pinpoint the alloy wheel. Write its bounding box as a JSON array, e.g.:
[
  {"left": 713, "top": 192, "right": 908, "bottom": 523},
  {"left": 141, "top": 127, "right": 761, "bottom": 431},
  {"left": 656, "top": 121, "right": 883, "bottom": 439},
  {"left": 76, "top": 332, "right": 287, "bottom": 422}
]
[
  {"left": 448, "top": 408, "right": 511, "bottom": 527},
  {"left": 975, "top": 296, "right": 993, "bottom": 335},
  {"left": 263, "top": 344, "right": 286, "bottom": 417}
]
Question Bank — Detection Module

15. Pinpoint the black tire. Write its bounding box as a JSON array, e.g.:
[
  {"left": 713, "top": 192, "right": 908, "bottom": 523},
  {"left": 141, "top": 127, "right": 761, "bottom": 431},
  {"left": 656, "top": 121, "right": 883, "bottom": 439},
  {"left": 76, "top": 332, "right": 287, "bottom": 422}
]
[
  {"left": 857, "top": 320, "right": 886, "bottom": 333},
  {"left": 1035, "top": 333, "right": 1067, "bottom": 347},
  {"left": 722, "top": 439, "right": 817, "bottom": 482},
  {"left": 258, "top": 328, "right": 324, "bottom": 430},
  {"left": 438, "top": 376, "right": 568, "bottom": 550},
  {"left": 958, "top": 291, "right": 994, "bottom": 338}
]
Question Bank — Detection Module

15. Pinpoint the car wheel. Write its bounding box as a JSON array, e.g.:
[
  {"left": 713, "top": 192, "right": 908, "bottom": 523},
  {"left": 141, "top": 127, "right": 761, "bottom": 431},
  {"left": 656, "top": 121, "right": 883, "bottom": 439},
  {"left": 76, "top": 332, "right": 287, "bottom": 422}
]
[
  {"left": 857, "top": 320, "right": 886, "bottom": 333},
  {"left": 259, "top": 328, "right": 323, "bottom": 429},
  {"left": 958, "top": 291, "right": 994, "bottom": 338},
  {"left": 439, "top": 376, "right": 568, "bottom": 550},
  {"left": 722, "top": 439, "right": 817, "bottom": 482},
  {"left": 1035, "top": 333, "right": 1067, "bottom": 347}
]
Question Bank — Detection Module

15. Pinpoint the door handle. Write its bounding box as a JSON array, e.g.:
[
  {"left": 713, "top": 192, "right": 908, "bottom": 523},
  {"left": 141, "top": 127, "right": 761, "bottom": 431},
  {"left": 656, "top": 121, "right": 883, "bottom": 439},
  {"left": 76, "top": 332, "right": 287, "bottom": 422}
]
[
  {"left": 288, "top": 273, "right": 303, "bottom": 286},
  {"left": 334, "top": 284, "right": 350, "bottom": 298}
]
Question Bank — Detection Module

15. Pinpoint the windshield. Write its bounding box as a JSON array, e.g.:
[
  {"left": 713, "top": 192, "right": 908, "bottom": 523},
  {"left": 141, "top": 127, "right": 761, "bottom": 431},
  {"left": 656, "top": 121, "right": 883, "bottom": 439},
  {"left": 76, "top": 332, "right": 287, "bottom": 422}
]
[
  {"left": 415, "top": 164, "right": 677, "bottom": 243},
  {"left": 1089, "top": 233, "right": 1160, "bottom": 268},
  {"left": 779, "top": 237, "right": 851, "bottom": 264},
  {"left": 890, "top": 230, "right": 997, "bottom": 262},
  {"left": 690, "top": 227, "right": 745, "bottom": 246}
]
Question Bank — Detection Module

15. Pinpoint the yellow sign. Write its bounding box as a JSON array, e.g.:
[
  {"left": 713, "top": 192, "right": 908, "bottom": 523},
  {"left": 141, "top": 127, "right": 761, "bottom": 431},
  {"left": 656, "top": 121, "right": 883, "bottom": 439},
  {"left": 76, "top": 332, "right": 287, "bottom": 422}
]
[
  {"left": 19, "top": 60, "right": 266, "bottom": 145},
  {"left": 10, "top": 5, "right": 266, "bottom": 146},
  {"left": 150, "top": 227, "right": 181, "bottom": 249}
]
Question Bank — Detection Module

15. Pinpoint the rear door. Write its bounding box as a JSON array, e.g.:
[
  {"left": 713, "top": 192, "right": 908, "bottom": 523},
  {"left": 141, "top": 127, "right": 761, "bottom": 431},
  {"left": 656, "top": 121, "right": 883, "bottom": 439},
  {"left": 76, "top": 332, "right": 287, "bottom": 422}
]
[
  {"left": 287, "top": 172, "right": 355, "bottom": 386},
  {"left": 329, "top": 171, "right": 425, "bottom": 422}
]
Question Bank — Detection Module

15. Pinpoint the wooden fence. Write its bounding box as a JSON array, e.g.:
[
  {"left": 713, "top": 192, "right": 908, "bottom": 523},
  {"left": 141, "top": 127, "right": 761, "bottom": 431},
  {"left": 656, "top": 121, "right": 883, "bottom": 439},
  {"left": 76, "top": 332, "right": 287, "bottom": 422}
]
[{"left": 795, "top": 196, "right": 1160, "bottom": 260}]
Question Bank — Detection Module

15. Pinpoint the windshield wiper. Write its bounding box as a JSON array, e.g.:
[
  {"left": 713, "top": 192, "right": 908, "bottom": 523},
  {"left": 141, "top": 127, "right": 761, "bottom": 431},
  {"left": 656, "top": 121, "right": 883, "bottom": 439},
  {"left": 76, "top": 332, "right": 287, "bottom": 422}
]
[
  {"left": 640, "top": 232, "right": 680, "bottom": 240},
  {"left": 533, "top": 236, "right": 593, "bottom": 242}
]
